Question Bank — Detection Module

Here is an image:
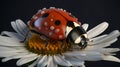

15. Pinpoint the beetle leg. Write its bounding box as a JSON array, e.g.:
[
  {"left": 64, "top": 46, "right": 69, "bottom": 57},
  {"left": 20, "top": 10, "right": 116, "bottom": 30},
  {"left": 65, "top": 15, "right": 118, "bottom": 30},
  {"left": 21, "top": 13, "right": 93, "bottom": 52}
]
[
  {"left": 45, "top": 41, "right": 49, "bottom": 47},
  {"left": 20, "top": 30, "right": 30, "bottom": 43}
]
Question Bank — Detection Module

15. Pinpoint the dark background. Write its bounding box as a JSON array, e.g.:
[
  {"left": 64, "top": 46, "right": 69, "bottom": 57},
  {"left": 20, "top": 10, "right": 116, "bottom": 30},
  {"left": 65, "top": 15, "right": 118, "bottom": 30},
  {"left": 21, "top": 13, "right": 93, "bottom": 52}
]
[{"left": 0, "top": 0, "right": 120, "bottom": 67}]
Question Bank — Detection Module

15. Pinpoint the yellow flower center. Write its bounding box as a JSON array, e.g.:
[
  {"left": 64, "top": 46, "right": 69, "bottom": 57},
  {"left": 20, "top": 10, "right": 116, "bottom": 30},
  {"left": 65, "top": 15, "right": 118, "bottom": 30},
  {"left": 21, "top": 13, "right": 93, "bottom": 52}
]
[{"left": 26, "top": 34, "right": 73, "bottom": 55}]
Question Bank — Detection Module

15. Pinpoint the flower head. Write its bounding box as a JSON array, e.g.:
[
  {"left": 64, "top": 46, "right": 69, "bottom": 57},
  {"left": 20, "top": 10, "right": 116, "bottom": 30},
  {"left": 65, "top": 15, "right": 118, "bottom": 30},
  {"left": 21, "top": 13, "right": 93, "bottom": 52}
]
[{"left": 0, "top": 19, "right": 120, "bottom": 67}]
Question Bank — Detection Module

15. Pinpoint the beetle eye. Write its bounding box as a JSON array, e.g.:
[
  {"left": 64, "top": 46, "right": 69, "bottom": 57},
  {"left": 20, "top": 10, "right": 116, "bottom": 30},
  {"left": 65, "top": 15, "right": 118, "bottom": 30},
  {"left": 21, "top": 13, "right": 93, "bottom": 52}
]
[{"left": 42, "top": 13, "right": 49, "bottom": 18}]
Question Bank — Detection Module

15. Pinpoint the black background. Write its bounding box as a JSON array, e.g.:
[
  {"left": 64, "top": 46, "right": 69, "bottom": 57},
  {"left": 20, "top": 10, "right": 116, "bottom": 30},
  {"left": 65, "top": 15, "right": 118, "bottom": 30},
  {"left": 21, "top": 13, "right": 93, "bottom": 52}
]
[{"left": 0, "top": 0, "right": 120, "bottom": 67}]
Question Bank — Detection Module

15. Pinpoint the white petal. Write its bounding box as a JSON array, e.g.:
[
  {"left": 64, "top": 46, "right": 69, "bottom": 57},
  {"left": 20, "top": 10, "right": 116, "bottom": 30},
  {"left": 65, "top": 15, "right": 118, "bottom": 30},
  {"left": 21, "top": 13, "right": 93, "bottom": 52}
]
[
  {"left": 102, "top": 55, "right": 120, "bottom": 63},
  {"left": 11, "top": 52, "right": 29, "bottom": 57},
  {"left": 0, "top": 49, "right": 27, "bottom": 54},
  {"left": 11, "top": 21, "right": 24, "bottom": 38},
  {"left": 93, "top": 38, "right": 118, "bottom": 48},
  {"left": 54, "top": 55, "right": 72, "bottom": 66},
  {"left": 0, "top": 41, "right": 24, "bottom": 47},
  {"left": 64, "top": 51, "right": 87, "bottom": 56},
  {"left": 65, "top": 56, "right": 84, "bottom": 66},
  {"left": 81, "top": 64, "right": 85, "bottom": 67},
  {"left": 86, "top": 46, "right": 120, "bottom": 55},
  {"left": 1, "top": 31, "right": 24, "bottom": 40},
  {"left": 92, "top": 30, "right": 120, "bottom": 44},
  {"left": 101, "top": 48, "right": 120, "bottom": 54},
  {"left": 0, "top": 46, "right": 17, "bottom": 51},
  {"left": 64, "top": 51, "right": 103, "bottom": 61},
  {"left": 28, "top": 56, "right": 42, "bottom": 67},
  {"left": 0, "top": 46, "right": 27, "bottom": 55},
  {"left": 87, "top": 22, "right": 109, "bottom": 38},
  {"left": 0, "top": 35, "right": 20, "bottom": 42},
  {"left": 16, "top": 54, "right": 38, "bottom": 66},
  {"left": 78, "top": 52, "right": 103, "bottom": 61},
  {"left": 70, "top": 61, "right": 84, "bottom": 67},
  {"left": 91, "top": 34, "right": 108, "bottom": 43},
  {"left": 0, "top": 52, "right": 18, "bottom": 57},
  {"left": 47, "top": 56, "right": 57, "bottom": 67},
  {"left": 2, "top": 52, "right": 29, "bottom": 62},
  {"left": 37, "top": 55, "right": 48, "bottom": 67},
  {"left": 15, "top": 19, "right": 29, "bottom": 36},
  {"left": 82, "top": 24, "right": 89, "bottom": 31},
  {"left": 16, "top": 53, "right": 38, "bottom": 58},
  {"left": 0, "top": 35, "right": 24, "bottom": 46}
]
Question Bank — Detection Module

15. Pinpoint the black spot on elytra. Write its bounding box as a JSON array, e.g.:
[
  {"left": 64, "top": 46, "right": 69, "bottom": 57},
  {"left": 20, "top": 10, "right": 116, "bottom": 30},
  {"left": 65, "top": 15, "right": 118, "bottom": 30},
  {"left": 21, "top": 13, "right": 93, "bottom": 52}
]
[{"left": 54, "top": 20, "right": 61, "bottom": 25}]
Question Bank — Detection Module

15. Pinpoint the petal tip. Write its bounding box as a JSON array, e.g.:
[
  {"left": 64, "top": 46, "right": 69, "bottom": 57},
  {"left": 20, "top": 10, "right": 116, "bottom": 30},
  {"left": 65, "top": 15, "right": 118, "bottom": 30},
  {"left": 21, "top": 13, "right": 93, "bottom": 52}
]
[
  {"left": 16, "top": 62, "right": 22, "bottom": 66},
  {"left": 1, "top": 59, "right": 6, "bottom": 62},
  {"left": 102, "top": 22, "right": 109, "bottom": 27},
  {"left": 16, "top": 19, "right": 23, "bottom": 22},
  {"left": 103, "top": 56, "right": 120, "bottom": 63}
]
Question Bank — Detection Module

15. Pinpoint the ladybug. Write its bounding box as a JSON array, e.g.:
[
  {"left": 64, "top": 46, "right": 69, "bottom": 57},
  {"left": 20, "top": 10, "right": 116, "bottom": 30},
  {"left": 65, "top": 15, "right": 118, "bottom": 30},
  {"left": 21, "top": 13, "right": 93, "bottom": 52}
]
[{"left": 27, "top": 7, "right": 88, "bottom": 49}]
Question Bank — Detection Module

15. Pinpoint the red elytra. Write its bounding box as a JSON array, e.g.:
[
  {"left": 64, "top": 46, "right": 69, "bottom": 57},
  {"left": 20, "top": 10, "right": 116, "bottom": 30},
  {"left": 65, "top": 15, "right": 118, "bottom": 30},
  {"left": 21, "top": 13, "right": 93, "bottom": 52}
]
[{"left": 29, "top": 8, "right": 80, "bottom": 40}]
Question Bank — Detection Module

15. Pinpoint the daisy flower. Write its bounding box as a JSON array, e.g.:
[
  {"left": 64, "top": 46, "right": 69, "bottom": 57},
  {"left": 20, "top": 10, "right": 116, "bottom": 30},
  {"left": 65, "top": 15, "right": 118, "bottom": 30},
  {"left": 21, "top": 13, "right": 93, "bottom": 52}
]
[{"left": 0, "top": 19, "right": 120, "bottom": 67}]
